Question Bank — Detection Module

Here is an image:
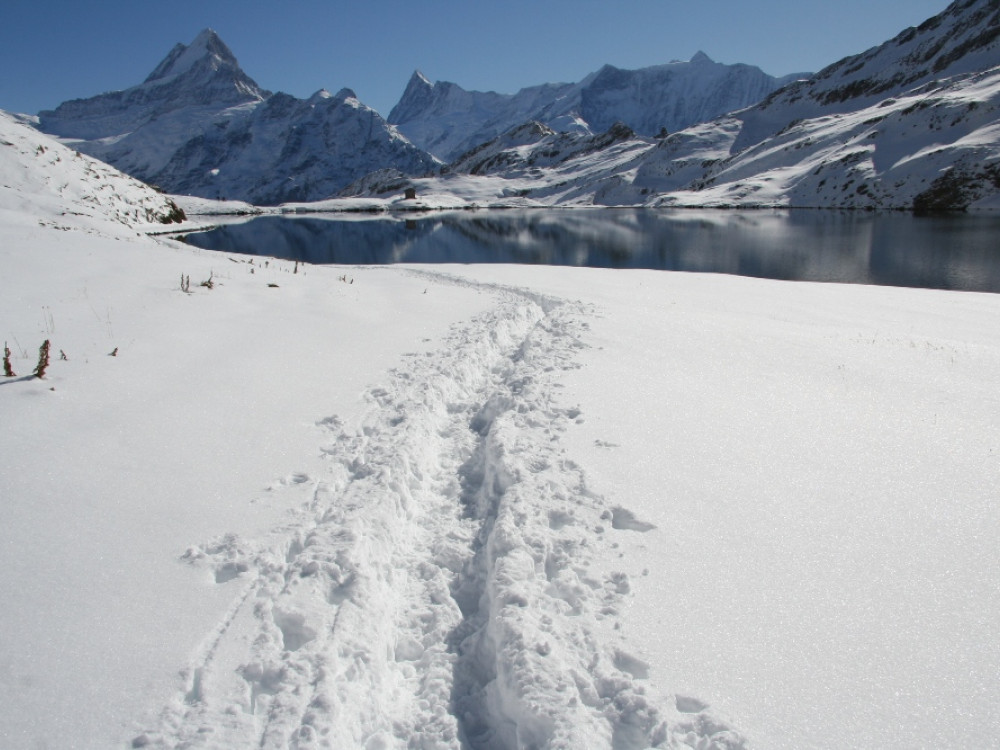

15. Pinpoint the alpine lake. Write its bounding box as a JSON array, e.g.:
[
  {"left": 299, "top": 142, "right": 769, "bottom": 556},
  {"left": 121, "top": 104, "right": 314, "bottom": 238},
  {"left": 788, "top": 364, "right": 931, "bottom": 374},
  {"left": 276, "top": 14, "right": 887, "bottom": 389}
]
[{"left": 179, "top": 208, "right": 1000, "bottom": 294}]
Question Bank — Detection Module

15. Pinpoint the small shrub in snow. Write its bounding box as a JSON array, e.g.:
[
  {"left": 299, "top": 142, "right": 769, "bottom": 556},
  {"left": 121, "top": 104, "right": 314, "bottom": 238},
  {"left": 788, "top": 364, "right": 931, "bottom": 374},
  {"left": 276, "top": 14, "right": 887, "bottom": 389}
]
[
  {"left": 158, "top": 201, "right": 187, "bottom": 224},
  {"left": 3, "top": 342, "right": 14, "bottom": 377},
  {"left": 34, "top": 340, "right": 50, "bottom": 379}
]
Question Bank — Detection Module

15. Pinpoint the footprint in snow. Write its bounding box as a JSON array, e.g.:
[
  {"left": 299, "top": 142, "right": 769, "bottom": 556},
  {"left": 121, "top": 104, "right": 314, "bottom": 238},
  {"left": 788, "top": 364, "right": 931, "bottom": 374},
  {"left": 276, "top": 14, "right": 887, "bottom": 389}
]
[
  {"left": 267, "top": 472, "right": 311, "bottom": 490},
  {"left": 605, "top": 506, "right": 657, "bottom": 532},
  {"left": 675, "top": 695, "right": 710, "bottom": 714}
]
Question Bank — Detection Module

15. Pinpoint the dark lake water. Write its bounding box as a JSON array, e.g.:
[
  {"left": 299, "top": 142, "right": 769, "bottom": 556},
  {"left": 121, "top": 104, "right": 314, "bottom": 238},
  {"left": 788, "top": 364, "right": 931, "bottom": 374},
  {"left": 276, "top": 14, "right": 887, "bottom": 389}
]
[{"left": 181, "top": 209, "right": 1000, "bottom": 293}]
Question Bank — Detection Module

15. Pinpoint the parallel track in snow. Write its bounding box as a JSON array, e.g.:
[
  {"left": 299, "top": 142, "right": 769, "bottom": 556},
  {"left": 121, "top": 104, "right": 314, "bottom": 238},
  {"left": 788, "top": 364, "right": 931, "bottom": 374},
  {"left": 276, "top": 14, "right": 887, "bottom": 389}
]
[{"left": 132, "top": 272, "right": 744, "bottom": 750}]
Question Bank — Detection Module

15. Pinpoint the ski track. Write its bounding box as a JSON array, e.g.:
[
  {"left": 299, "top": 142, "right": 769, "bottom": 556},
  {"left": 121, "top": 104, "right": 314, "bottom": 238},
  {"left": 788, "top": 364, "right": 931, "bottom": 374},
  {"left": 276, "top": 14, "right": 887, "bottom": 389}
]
[{"left": 132, "top": 272, "right": 745, "bottom": 750}]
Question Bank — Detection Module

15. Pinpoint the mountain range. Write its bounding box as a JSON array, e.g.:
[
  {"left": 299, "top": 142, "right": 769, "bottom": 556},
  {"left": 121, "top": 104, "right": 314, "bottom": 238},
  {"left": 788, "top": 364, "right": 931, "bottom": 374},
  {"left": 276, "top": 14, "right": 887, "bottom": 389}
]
[
  {"left": 30, "top": 29, "right": 809, "bottom": 206},
  {"left": 23, "top": 0, "right": 1000, "bottom": 211},
  {"left": 351, "top": 0, "right": 1000, "bottom": 212},
  {"left": 37, "top": 30, "right": 438, "bottom": 205},
  {"left": 388, "top": 54, "right": 807, "bottom": 161}
]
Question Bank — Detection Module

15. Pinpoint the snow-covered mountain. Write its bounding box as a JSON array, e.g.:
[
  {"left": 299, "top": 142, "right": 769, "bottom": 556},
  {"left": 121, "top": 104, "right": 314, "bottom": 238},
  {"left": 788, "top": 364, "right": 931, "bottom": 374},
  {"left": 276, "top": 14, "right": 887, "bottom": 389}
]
[
  {"left": 148, "top": 86, "right": 438, "bottom": 205},
  {"left": 359, "top": 0, "right": 1000, "bottom": 212},
  {"left": 388, "top": 53, "right": 807, "bottom": 161},
  {"left": 39, "top": 29, "right": 267, "bottom": 143},
  {"left": 1, "top": 109, "right": 185, "bottom": 234},
  {"left": 36, "top": 30, "right": 439, "bottom": 205},
  {"left": 625, "top": 0, "right": 1000, "bottom": 210}
]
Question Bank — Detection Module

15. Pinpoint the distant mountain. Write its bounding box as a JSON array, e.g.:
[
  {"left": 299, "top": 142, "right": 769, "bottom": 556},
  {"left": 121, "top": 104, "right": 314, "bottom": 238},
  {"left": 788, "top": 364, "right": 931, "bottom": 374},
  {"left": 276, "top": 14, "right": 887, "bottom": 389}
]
[
  {"left": 40, "top": 29, "right": 267, "bottom": 143},
  {"left": 388, "top": 53, "right": 808, "bottom": 161},
  {"left": 36, "top": 30, "right": 439, "bottom": 205},
  {"left": 368, "top": 0, "right": 1000, "bottom": 212}
]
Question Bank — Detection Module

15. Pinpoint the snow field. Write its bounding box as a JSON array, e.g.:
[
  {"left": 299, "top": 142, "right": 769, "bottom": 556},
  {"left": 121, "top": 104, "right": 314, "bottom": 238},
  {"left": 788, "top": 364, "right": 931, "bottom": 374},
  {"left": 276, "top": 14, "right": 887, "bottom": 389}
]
[
  {"left": 130, "top": 270, "right": 743, "bottom": 749},
  {"left": 443, "top": 265, "right": 1000, "bottom": 750}
]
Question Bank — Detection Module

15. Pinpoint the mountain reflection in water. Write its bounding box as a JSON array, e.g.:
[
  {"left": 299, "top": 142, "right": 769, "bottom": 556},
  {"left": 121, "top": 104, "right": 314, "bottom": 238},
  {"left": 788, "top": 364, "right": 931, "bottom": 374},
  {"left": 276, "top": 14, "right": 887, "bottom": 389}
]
[{"left": 182, "top": 209, "right": 1000, "bottom": 293}]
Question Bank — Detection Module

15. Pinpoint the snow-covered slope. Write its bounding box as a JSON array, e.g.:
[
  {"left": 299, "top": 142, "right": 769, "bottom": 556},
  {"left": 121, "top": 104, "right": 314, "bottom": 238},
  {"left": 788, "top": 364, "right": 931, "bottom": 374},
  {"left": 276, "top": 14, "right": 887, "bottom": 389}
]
[
  {"left": 35, "top": 30, "right": 439, "bottom": 205},
  {"left": 0, "top": 109, "right": 185, "bottom": 234},
  {"left": 388, "top": 53, "right": 806, "bottom": 161},
  {"left": 631, "top": 0, "right": 1000, "bottom": 210},
  {"left": 733, "top": 0, "right": 1000, "bottom": 151},
  {"left": 4, "top": 189, "right": 1000, "bottom": 749}
]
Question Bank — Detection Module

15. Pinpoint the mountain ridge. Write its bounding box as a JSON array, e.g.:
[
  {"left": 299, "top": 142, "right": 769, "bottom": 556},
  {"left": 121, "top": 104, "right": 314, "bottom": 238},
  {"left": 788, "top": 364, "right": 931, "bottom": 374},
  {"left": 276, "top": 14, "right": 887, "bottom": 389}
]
[
  {"left": 388, "top": 52, "right": 808, "bottom": 161},
  {"left": 34, "top": 29, "right": 438, "bottom": 205},
  {"left": 346, "top": 0, "right": 999, "bottom": 212},
  {"left": 29, "top": 2, "right": 1000, "bottom": 212}
]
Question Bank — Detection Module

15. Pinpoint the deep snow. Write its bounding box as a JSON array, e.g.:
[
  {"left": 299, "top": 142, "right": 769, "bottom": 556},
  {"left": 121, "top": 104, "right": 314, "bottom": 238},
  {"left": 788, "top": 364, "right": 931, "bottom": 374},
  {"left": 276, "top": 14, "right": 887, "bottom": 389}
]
[{"left": 2, "top": 111, "right": 999, "bottom": 750}]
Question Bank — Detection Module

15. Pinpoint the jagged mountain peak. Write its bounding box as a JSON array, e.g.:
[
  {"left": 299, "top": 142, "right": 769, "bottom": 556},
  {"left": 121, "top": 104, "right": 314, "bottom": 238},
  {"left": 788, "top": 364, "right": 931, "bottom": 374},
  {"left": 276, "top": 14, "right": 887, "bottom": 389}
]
[
  {"left": 406, "top": 70, "right": 433, "bottom": 89},
  {"left": 390, "top": 53, "right": 807, "bottom": 160},
  {"left": 38, "top": 28, "right": 268, "bottom": 141},
  {"left": 143, "top": 29, "right": 240, "bottom": 84}
]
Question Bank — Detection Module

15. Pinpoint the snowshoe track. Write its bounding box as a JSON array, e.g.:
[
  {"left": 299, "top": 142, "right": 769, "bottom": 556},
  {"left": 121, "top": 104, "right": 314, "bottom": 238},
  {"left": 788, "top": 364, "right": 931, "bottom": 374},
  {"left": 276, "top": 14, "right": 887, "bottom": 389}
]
[{"left": 132, "top": 273, "right": 745, "bottom": 750}]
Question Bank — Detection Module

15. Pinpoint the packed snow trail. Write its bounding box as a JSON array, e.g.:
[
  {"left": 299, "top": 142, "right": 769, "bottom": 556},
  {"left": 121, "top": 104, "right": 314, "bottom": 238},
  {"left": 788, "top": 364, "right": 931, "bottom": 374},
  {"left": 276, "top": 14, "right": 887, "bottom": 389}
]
[{"left": 132, "top": 272, "right": 744, "bottom": 750}]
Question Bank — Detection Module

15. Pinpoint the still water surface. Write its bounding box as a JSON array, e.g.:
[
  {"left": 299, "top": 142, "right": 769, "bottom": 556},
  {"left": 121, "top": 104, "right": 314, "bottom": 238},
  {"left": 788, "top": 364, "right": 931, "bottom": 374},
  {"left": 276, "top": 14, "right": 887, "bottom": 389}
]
[{"left": 183, "top": 209, "right": 1000, "bottom": 293}]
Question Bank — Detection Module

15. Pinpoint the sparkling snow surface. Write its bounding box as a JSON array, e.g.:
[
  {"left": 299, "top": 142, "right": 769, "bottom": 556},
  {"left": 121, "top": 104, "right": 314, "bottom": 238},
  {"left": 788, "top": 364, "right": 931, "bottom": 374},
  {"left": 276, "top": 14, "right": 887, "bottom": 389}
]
[{"left": 3, "top": 113, "right": 1000, "bottom": 750}]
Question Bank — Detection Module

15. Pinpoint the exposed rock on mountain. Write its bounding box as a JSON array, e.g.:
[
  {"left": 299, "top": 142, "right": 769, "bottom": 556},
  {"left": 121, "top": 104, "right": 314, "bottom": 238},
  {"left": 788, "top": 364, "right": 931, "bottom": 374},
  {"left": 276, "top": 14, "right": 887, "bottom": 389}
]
[{"left": 36, "top": 30, "right": 438, "bottom": 205}]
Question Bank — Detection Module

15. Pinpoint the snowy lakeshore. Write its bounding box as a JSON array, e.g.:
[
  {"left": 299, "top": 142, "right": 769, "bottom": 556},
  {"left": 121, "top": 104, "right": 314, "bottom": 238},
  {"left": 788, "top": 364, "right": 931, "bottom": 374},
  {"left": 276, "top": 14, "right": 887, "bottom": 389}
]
[{"left": 2, "top": 111, "right": 1000, "bottom": 749}]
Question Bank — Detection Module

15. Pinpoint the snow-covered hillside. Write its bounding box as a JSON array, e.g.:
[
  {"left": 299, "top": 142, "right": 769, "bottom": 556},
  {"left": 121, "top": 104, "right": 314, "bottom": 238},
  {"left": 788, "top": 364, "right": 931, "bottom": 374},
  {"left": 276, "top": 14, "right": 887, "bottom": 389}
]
[
  {"left": 388, "top": 53, "right": 805, "bottom": 161},
  {"left": 0, "top": 109, "right": 185, "bottom": 233},
  {"left": 35, "top": 30, "right": 439, "bottom": 205},
  {"left": 631, "top": 0, "right": 1000, "bottom": 210}
]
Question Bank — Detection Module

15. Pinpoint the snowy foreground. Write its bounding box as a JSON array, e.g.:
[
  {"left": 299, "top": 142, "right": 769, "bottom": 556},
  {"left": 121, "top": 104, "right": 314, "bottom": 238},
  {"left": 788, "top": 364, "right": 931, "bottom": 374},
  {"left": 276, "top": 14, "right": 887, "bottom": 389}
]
[{"left": 2, "top": 207, "right": 999, "bottom": 750}]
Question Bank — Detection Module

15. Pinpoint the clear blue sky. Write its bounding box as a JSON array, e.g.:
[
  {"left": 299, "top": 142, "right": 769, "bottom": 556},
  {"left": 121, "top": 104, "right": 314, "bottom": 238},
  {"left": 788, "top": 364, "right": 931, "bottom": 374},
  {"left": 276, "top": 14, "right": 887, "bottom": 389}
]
[{"left": 1, "top": 0, "right": 950, "bottom": 118}]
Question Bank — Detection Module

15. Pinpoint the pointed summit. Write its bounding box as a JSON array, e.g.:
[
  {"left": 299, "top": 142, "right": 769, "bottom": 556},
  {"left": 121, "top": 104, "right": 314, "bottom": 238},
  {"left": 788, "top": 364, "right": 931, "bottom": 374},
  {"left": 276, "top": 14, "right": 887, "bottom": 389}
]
[
  {"left": 135, "top": 29, "right": 267, "bottom": 104},
  {"left": 144, "top": 29, "right": 240, "bottom": 83},
  {"left": 388, "top": 71, "right": 437, "bottom": 124},
  {"left": 38, "top": 29, "right": 267, "bottom": 141},
  {"left": 690, "top": 51, "right": 714, "bottom": 64}
]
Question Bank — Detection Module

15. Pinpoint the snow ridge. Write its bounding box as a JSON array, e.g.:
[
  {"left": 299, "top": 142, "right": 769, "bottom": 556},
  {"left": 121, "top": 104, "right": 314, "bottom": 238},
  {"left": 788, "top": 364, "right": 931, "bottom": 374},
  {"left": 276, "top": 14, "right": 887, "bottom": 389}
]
[{"left": 132, "top": 276, "right": 744, "bottom": 749}]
